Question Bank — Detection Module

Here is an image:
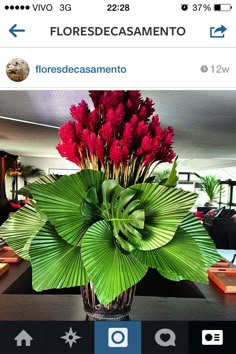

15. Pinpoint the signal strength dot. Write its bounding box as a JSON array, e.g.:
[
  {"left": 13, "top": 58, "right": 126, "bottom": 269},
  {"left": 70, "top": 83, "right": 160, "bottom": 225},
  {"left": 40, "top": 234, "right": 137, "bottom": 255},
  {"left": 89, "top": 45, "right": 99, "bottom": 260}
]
[{"left": 5, "top": 5, "right": 30, "bottom": 10}]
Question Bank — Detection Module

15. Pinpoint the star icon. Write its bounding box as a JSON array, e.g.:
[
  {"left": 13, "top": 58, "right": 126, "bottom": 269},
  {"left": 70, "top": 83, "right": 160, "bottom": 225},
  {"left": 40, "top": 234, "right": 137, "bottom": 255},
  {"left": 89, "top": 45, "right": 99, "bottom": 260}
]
[{"left": 60, "top": 327, "right": 81, "bottom": 348}]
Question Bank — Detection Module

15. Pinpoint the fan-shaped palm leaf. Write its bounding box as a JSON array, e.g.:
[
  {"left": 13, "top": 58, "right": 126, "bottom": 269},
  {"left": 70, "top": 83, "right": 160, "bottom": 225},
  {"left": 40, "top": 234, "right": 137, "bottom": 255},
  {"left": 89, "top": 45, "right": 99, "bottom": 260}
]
[
  {"left": 30, "top": 223, "right": 88, "bottom": 291},
  {"left": 134, "top": 213, "right": 221, "bottom": 282},
  {"left": 0, "top": 201, "right": 46, "bottom": 260},
  {"left": 18, "top": 174, "right": 60, "bottom": 198},
  {"left": 28, "top": 170, "right": 105, "bottom": 246},
  {"left": 81, "top": 220, "right": 147, "bottom": 304}
]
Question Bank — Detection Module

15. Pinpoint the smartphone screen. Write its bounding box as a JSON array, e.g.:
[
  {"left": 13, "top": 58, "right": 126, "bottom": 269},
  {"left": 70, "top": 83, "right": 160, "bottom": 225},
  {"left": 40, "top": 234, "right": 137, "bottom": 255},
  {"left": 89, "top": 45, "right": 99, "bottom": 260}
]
[{"left": 0, "top": 1, "right": 236, "bottom": 353}]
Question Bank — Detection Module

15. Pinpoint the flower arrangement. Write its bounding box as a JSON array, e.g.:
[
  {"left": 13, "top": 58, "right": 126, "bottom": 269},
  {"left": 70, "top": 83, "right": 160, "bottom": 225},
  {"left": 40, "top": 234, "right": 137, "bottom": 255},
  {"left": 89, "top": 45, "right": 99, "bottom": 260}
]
[
  {"left": 57, "top": 91, "right": 175, "bottom": 187},
  {"left": 0, "top": 91, "right": 220, "bottom": 317},
  {"left": 6, "top": 58, "right": 29, "bottom": 75}
]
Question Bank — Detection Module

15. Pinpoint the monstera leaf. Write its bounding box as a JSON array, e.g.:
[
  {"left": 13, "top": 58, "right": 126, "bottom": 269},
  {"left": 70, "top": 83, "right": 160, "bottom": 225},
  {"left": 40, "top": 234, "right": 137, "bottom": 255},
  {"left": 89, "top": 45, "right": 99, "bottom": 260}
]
[
  {"left": 111, "top": 183, "right": 198, "bottom": 251},
  {"left": 110, "top": 188, "right": 145, "bottom": 250}
]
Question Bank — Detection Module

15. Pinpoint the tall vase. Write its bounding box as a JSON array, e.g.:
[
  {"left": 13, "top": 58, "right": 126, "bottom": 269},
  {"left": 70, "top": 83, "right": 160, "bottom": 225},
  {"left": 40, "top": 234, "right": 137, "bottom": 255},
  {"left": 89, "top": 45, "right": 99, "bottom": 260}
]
[{"left": 81, "top": 283, "right": 136, "bottom": 321}]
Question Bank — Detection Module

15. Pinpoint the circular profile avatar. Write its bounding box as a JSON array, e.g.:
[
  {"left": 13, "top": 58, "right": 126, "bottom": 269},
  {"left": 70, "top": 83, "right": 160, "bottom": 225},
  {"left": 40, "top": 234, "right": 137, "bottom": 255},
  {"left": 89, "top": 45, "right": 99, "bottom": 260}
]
[{"left": 6, "top": 58, "right": 30, "bottom": 82}]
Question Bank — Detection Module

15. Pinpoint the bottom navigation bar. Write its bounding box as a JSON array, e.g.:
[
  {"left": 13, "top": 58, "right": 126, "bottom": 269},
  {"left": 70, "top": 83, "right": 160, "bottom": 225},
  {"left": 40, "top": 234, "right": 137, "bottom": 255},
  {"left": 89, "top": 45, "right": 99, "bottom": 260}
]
[{"left": 0, "top": 321, "right": 235, "bottom": 354}]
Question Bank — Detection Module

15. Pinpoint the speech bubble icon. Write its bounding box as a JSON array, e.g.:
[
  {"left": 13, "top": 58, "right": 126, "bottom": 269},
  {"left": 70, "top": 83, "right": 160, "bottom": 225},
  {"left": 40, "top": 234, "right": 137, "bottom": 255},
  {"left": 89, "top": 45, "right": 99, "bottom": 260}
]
[{"left": 155, "top": 328, "right": 176, "bottom": 347}]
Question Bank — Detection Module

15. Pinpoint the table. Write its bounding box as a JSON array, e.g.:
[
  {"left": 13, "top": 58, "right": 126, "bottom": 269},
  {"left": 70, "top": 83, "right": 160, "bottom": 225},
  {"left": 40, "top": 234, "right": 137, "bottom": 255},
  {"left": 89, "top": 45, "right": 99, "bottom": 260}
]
[{"left": 1, "top": 262, "right": 236, "bottom": 321}]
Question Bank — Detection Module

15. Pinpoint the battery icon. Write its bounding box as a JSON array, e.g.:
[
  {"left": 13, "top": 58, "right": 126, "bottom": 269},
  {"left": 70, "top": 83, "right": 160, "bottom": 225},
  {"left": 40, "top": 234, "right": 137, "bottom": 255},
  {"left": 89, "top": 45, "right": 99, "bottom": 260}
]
[{"left": 214, "top": 4, "right": 232, "bottom": 11}]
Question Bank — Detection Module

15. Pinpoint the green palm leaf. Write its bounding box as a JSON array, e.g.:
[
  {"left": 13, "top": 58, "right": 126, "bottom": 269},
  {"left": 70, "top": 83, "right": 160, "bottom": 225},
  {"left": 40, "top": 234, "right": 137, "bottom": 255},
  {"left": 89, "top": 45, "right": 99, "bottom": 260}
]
[
  {"left": 134, "top": 213, "right": 221, "bottom": 282},
  {"left": 163, "top": 157, "right": 178, "bottom": 187},
  {"left": 196, "top": 174, "right": 222, "bottom": 203},
  {"left": 18, "top": 174, "right": 60, "bottom": 198},
  {"left": 30, "top": 222, "right": 88, "bottom": 291},
  {"left": 122, "top": 183, "right": 198, "bottom": 251},
  {"left": 28, "top": 170, "right": 105, "bottom": 246},
  {"left": 0, "top": 201, "right": 46, "bottom": 260},
  {"left": 81, "top": 220, "right": 148, "bottom": 304},
  {"left": 179, "top": 212, "right": 221, "bottom": 269}
]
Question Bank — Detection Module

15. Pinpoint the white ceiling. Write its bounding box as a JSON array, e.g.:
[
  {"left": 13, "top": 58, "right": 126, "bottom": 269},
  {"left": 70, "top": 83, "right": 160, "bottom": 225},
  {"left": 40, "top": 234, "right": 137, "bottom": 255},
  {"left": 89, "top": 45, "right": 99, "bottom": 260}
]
[{"left": 0, "top": 90, "right": 236, "bottom": 164}]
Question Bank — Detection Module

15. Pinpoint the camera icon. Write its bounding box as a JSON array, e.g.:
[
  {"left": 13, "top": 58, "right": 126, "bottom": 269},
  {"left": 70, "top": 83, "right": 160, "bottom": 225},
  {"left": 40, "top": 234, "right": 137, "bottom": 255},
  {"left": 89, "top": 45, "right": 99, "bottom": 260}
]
[
  {"left": 108, "top": 328, "right": 128, "bottom": 347},
  {"left": 181, "top": 4, "right": 188, "bottom": 11}
]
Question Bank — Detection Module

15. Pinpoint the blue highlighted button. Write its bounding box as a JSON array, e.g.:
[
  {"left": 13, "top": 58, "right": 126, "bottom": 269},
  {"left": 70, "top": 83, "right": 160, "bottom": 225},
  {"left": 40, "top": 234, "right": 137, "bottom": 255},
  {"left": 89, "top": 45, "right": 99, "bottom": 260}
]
[{"left": 95, "top": 321, "right": 141, "bottom": 354}]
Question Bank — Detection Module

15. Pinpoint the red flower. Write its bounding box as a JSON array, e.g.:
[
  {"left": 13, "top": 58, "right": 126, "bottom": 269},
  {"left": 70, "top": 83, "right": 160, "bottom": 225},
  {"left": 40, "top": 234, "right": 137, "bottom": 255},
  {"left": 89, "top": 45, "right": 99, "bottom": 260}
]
[
  {"left": 95, "top": 138, "right": 105, "bottom": 165},
  {"left": 165, "top": 132, "right": 174, "bottom": 145},
  {"left": 101, "top": 91, "right": 125, "bottom": 111},
  {"left": 134, "top": 121, "right": 149, "bottom": 142},
  {"left": 138, "top": 105, "right": 149, "bottom": 121},
  {"left": 153, "top": 125, "right": 162, "bottom": 140},
  {"left": 139, "top": 136, "right": 153, "bottom": 154},
  {"left": 70, "top": 100, "right": 90, "bottom": 127},
  {"left": 152, "top": 136, "right": 161, "bottom": 152},
  {"left": 115, "top": 103, "right": 125, "bottom": 129},
  {"left": 126, "top": 91, "right": 142, "bottom": 112},
  {"left": 59, "top": 121, "right": 77, "bottom": 142},
  {"left": 120, "top": 123, "right": 133, "bottom": 148},
  {"left": 74, "top": 122, "right": 82, "bottom": 139},
  {"left": 155, "top": 146, "right": 176, "bottom": 164},
  {"left": 89, "top": 91, "right": 104, "bottom": 109},
  {"left": 107, "top": 103, "right": 125, "bottom": 132},
  {"left": 144, "top": 97, "right": 155, "bottom": 118},
  {"left": 143, "top": 152, "right": 155, "bottom": 166},
  {"left": 81, "top": 129, "right": 90, "bottom": 147},
  {"left": 130, "top": 114, "right": 139, "bottom": 129},
  {"left": 162, "top": 126, "right": 175, "bottom": 145},
  {"left": 81, "top": 130, "right": 97, "bottom": 157},
  {"left": 149, "top": 115, "right": 160, "bottom": 135},
  {"left": 89, "top": 110, "right": 99, "bottom": 132},
  {"left": 56, "top": 141, "right": 79, "bottom": 165},
  {"left": 121, "top": 145, "right": 129, "bottom": 168},
  {"left": 88, "top": 132, "right": 97, "bottom": 157},
  {"left": 110, "top": 140, "right": 122, "bottom": 169},
  {"left": 99, "top": 122, "right": 114, "bottom": 146}
]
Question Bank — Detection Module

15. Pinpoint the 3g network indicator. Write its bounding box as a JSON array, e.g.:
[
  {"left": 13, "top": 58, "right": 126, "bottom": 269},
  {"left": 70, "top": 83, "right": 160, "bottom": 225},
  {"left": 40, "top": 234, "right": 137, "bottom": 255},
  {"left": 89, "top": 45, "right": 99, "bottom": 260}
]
[
  {"left": 2, "top": 1, "right": 134, "bottom": 14},
  {"left": 3, "top": 3, "right": 72, "bottom": 11}
]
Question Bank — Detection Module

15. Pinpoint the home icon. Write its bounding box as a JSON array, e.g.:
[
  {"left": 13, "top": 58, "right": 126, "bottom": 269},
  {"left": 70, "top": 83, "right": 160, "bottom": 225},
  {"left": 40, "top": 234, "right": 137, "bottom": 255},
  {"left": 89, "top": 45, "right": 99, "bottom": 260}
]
[{"left": 14, "top": 330, "right": 33, "bottom": 347}]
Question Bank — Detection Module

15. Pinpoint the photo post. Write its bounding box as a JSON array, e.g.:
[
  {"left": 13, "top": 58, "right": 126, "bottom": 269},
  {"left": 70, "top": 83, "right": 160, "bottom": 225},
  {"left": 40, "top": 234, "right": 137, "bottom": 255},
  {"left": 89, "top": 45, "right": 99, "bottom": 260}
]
[{"left": 0, "top": 1, "right": 236, "bottom": 353}]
